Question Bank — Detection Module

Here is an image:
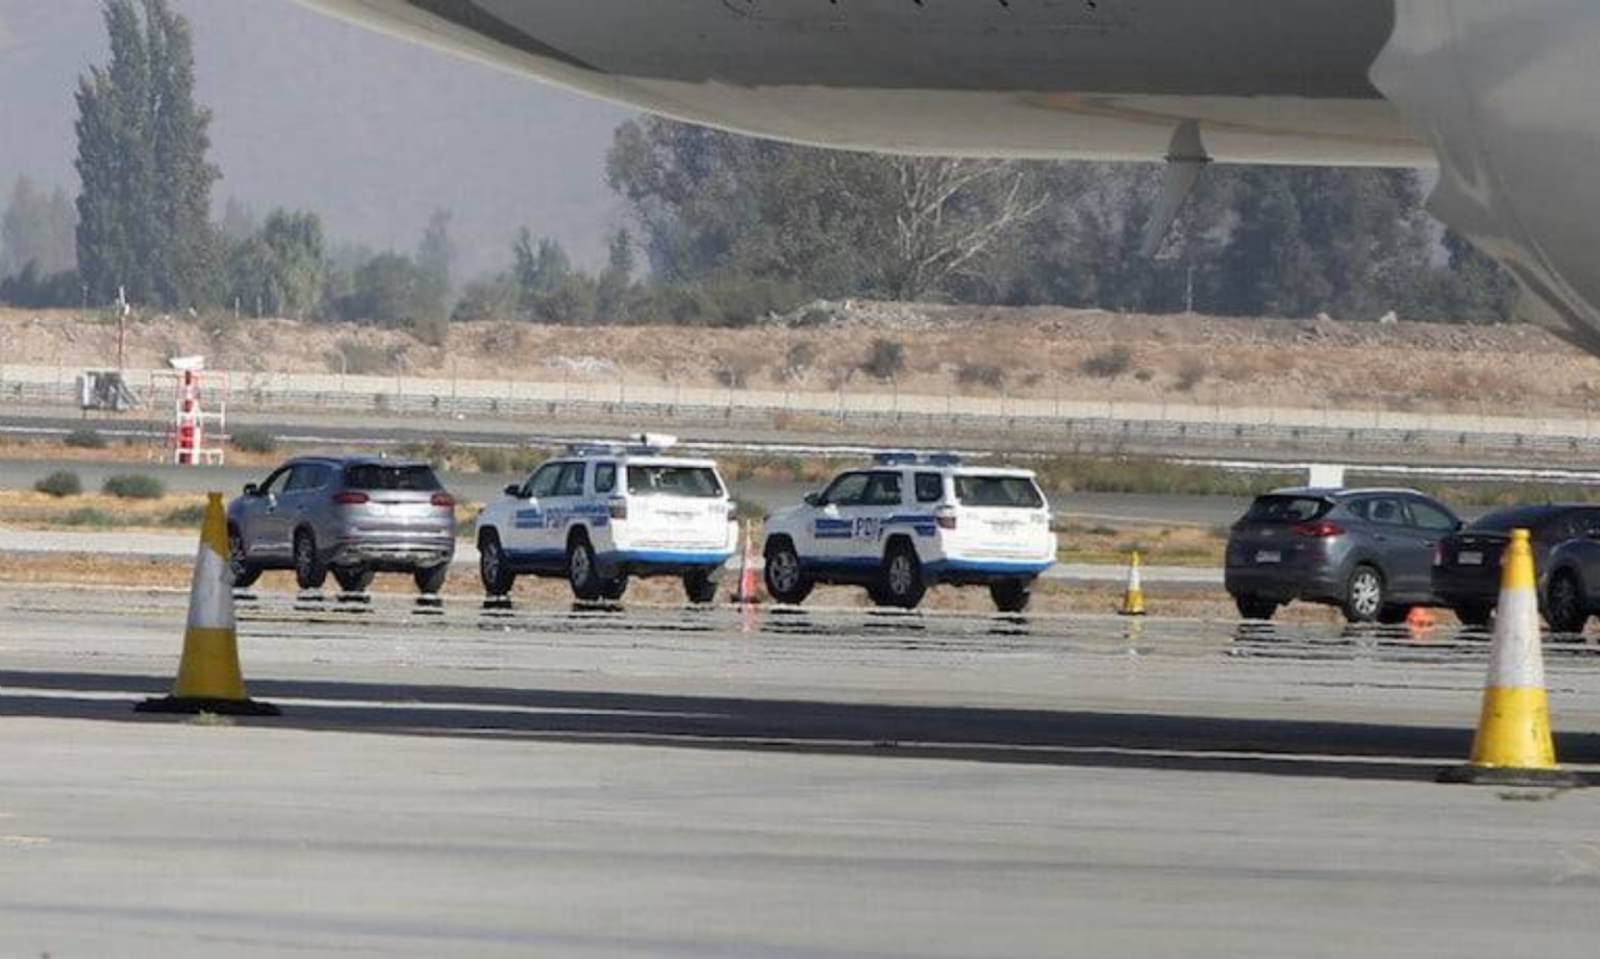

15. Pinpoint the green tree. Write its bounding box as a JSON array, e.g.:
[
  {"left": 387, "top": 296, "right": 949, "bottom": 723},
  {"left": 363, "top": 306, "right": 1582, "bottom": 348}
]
[
  {"left": 1, "top": 176, "right": 78, "bottom": 279},
  {"left": 226, "top": 209, "right": 326, "bottom": 318},
  {"left": 415, "top": 208, "right": 455, "bottom": 321},
  {"left": 595, "top": 228, "right": 638, "bottom": 321},
  {"left": 75, "top": 0, "right": 220, "bottom": 309},
  {"left": 512, "top": 230, "right": 595, "bottom": 323}
]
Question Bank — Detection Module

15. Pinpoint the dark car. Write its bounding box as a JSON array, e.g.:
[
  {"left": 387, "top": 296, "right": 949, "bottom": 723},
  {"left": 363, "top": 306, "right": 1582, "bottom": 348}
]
[
  {"left": 1535, "top": 526, "right": 1600, "bottom": 634},
  {"left": 1226, "top": 487, "right": 1462, "bottom": 623},
  {"left": 1433, "top": 504, "right": 1600, "bottom": 626},
  {"left": 228, "top": 456, "right": 457, "bottom": 594}
]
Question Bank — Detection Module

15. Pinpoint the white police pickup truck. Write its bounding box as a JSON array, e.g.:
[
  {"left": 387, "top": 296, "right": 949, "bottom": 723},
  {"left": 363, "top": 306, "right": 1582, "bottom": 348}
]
[
  {"left": 475, "top": 436, "right": 738, "bottom": 602},
  {"left": 762, "top": 454, "right": 1057, "bottom": 612}
]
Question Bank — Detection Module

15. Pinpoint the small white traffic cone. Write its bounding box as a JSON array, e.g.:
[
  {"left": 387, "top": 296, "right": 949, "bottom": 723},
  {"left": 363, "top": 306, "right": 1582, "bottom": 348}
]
[{"left": 138, "top": 493, "right": 278, "bottom": 716}]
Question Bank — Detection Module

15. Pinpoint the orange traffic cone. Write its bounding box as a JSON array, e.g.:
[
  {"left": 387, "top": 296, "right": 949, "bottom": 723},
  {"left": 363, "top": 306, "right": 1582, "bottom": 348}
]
[
  {"left": 1439, "top": 529, "right": 1580, "bottom": 787},
  {"left": 137, "top": 493, "right": 279, "bottom": 717},
  {"left": 735, "top": 524, "right": 760, "bottom": 633},
  {"left": 1405, "top": 606, "right": 1436, "bottom": 632}
]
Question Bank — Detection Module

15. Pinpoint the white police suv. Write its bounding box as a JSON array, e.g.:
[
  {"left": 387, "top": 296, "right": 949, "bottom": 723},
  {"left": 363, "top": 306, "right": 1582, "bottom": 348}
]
[
  {"left": 762, "top": 454, "right": 1057, "bottom": 612},
  {"left": 475, "top": 436, "right": 738, "bottom": 602}
]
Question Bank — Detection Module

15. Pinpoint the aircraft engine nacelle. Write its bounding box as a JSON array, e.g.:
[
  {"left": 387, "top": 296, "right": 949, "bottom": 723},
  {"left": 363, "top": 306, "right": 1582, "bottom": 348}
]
[{"left": 1374, "top": 2, "right": 1600, "bottom": 353}]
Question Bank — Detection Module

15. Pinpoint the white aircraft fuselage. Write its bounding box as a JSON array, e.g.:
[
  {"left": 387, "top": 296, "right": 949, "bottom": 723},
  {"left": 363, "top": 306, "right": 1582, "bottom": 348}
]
[{"left": 298, "top": 1, "right": 1600, "bottom": 354}]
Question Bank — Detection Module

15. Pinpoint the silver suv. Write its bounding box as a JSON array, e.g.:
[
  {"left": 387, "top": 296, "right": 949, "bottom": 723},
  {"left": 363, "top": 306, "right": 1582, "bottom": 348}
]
[{"left": 228, "top": 456, "right": 457, "bottom": 594}]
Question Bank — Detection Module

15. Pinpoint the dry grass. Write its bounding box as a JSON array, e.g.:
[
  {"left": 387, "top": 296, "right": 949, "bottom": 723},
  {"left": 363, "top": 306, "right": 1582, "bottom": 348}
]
[{"left": 7, "top": 304, "right": 1599, "bottom": 418}]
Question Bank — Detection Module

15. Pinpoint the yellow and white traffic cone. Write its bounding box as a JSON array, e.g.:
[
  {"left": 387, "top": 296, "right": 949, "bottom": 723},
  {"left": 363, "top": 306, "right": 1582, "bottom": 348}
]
[
  {"left": 1439, "top": 528, "right": 1580, "bottom": 787},
  {"left": 1119, "top": 551, "right": 1147, "bottom": 617},
  {"left": 137, "top": 493, "right": 279, "bottom": 717}
]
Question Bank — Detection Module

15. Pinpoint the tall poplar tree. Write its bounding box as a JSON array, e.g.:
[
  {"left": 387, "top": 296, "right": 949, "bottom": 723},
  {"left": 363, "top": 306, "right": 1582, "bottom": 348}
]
[{"left": 75, "top": 0, "right": 220, "bottom": 309}]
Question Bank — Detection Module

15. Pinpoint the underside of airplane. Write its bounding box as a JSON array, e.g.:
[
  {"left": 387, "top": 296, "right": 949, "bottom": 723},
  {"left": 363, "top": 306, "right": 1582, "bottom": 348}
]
[{"left": 296, "top": 1, "right": 1600, "bottom": 357}]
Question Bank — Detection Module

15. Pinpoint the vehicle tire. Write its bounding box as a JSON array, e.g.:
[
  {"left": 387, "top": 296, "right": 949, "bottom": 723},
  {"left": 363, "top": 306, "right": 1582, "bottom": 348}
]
[
  {"left": 567, "top": 534, "right": 603, "bottom": 601},
  {"left": 478, "top": 530, "right": 516, "bottom": 595},
  {"left": 763, "top": 538, "right": 812, "bottom": 605},
  {"left": 293, "top": 528, "right": 328, "bottom": 590},
  {"left": 1341, "top": 564, "right": 1385, "bottom": 624},
  {"left": 1453, "top": 602, "right": 1493, "bottom": 628},
  {"left": 600, "top": 575, "right": 629, "bottom": 602},
  {"left": 683, "top": 569, "right": 718, "bottom": 605},
  {"left": 413, "top": 564, "right": 449, "bottom": 595},
  {"left": 334, "top": 565, "right": 375, "bottom": 593},
  {"left": 880, "top": 540, "right": 926, "bottom": 610},
  {"left": 990, "top": 579, "right": 1032, "bottom": 614},
  {"left": 228, "top": 526, "right": 262, "bottom": 589},
  {"left": 1233, "top": 594, "right": 1278, "bottom": 621},
  {"left": 1545, "top": 569, "right": 1589, "bottom": 634}
]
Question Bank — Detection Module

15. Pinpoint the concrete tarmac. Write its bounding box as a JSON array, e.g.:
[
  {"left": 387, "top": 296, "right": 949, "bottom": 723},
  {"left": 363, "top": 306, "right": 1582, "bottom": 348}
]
[{"left": 2, "top": 585, "right": 1599, "bottom": 957}]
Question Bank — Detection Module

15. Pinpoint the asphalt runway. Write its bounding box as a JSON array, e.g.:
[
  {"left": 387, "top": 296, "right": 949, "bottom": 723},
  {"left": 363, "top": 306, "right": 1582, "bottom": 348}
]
[{"left": 3, "top": 584, "right": 1600, "bottom": 956}]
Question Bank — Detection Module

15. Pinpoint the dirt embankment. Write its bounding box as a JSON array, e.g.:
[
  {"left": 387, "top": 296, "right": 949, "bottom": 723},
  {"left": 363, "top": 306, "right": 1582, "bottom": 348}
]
[{"left": 2, "top": 302, "right": 1595, "bottom": 416}]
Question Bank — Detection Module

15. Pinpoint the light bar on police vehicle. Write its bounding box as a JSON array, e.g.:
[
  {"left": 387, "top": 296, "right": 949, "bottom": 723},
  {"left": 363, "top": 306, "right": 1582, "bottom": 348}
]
[{"left": 872, "top": 451, "right": 963, "bottom": 467}]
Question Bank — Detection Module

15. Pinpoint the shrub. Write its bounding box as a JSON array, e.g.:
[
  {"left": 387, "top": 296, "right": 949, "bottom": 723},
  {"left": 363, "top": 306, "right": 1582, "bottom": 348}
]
[
  {"left": 956, "top": 364, "right": 1006, "bottom": 390},
  {"left": 61, "top": 507, "right": 117, "bottom": 527},
  {"left": 473, "top": 447, "right": 511, "bottom": 474},
  {"left": 862, "top": 338, "right": 907, "bottom": 381},
  {"left": 162, "top": 503, "right": 208, "bottom": 527},
  {"left": 1175, "top": 358, "right": 1207, "bottom": 392},
  {"left": 779, "top": 342, "right": 817, "bottom": 381},
  {"left": 102, "top": 474, "right": 166, "bottom": 500},
  {"left": 63, "top": 428, "right": 108, "bottom": 450},
  {"left": 230, "top": 427, "right": 279, "bottom": 454},
  {"left": 1080, "top": 345, "right": 1134, "bottom": 379},
  {"left": 34, "top": 471, "right": 83, "bottom": 498}
]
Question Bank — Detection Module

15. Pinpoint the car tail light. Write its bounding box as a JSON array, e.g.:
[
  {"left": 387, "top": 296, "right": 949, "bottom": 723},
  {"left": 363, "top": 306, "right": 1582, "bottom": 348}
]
[
  {"left": 333, "top": 491, "right": 369, "bottom": 506},
  {"left": 1292, "top": 521, "right": 1344, "bottom": 538},
  {"left": 725, "top": 501, "right": 739, "bottom": 520},
  {"left": 1433, "top": 545, "right": 1444, "bottom": 567},
  {"left": 608, "top": 497, "right": 628, "bottom": 521},
  {"left": 935, "top": 506, "right": 958, "bottom": 530},
  {"left": 430, "top": 492, "right": 455, "bottom": 509}
]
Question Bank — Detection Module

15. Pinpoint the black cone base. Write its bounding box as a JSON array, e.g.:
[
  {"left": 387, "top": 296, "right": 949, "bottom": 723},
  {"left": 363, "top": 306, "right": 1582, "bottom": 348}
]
[
  {"left": 136, "top": 696, "right": 281, "bottom": 717},
  {"left": 1438, "top": 764, "right": 1586, "bottom": 788}
]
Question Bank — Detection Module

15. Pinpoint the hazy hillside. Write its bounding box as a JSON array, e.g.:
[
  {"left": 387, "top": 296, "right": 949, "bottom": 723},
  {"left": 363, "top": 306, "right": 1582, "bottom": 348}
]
[{"left": 0, "top": 0, "right": 633, "bottom": 274}]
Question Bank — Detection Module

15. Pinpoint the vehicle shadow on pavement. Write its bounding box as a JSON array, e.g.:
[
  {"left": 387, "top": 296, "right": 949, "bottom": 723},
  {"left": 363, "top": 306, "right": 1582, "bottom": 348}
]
[{"left": 3, "top": 668, "right": 1597, "bottom": 785}]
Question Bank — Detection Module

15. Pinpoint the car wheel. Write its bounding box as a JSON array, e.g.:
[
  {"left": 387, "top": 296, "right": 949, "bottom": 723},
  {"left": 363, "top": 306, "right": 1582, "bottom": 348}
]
[
  {"left": 333, "top": 565, "right": 375, "bottom": 593},
  {"left": 413, "top": 564, "right": 448, "bottom": 595},
  {"left": 682, "top": 570, "right": 718, "bottom": 604},
  {"left": 1453, "top": 602, "right": 1493, "bottom": 628},
  {"left": 478, "top": 531, "right": 516, "bottom": 595},
  {"left": 228, "top": 526, "right": 261, "bottom": 589},
  {"left": 1545, "top": 570, "right": 1589, "bottom": 635},
  {"left": 880, "top": 541, "right": 926, "bottom": 610},
  {"left": 293, "top": 528, "right": 327, "bottom": 590},
  {"left": 990, "top": 579, "right": 1032, "bottom": 613},
  {"left": 600, "top": 575, "right": 629, "bottom": 601},
  {"left": 567, "top": 535, "right": 603, "bottom": 601},
  {"left": 1341, "top": 564, "right": 1384, "bottom": 624},
  {"left": 763, "top": 539, "right": 812, "bottom": 605},
  {"left": 1233, "top": 594, "right": 1278, "bottom": 621}
]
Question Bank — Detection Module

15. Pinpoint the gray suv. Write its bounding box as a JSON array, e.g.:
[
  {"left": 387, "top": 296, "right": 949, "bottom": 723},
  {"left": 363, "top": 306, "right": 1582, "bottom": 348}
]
[
  {"left": 1225, "top": 487, "right": 1461, "bottom": 623},
  {"left": 228, "top": 456, "right": 457, "bottom": 594}
]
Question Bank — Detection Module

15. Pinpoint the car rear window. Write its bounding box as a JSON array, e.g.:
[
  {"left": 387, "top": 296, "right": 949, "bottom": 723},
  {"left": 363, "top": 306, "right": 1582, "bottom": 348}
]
[
  {"left": 953, "top": 475, "right": 1044, "bottom": 509},
  {"left": 626, "top": 465, "right": 723, "bottom": 498},
  {"left": 344, "top": 464, "right": 442, "bottom": 492},
  {"left": 1243, "top": 495, "right": 1331, "bottom": 523}
]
